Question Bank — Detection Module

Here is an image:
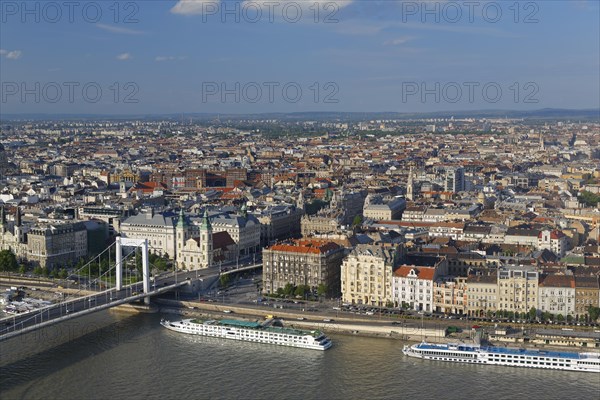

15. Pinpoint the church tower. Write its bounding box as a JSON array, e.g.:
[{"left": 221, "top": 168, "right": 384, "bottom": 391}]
[
  {"left": 240, "top": 202, "right": 248, "bottom": 219},
  {"left": 200, "top": 209, "right": 213, "bottom": 268},
  {"left": 0, "top": 206, "right": 6, "bottom": 234},
  {"left": 176, "top": 207, "right": 189, "bottom": 266},
  {"left": 296, "top": 192, "right": 305, "bottom": 213},
  {"left": 407, "top": 166, "right": 415, "bottom": 201}
]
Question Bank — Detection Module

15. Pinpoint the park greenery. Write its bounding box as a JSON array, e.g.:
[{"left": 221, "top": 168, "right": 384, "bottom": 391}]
[
  {"left": 578, "top": 190, "right": 600, "bottom": 207},
  {"left": 268, "top": 283, "right": 329, "bottom": 300},
  {"left": 0, "top": 249, "right": 18, "bottom": 272},
  {"left": 589, "top": 306, "right": 600, "bottom": 322}
]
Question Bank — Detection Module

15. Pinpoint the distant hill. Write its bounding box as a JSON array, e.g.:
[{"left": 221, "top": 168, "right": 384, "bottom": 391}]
[{"left": 2, "top": 108, "right": 598, "bottom": 122}]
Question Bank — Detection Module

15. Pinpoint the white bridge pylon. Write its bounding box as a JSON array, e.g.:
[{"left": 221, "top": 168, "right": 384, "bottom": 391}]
[{"left": 115, "top": 237, "right": 150, "bottom": 304}]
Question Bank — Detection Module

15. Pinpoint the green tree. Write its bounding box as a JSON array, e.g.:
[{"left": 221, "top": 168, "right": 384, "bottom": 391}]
[
  {"left": 578, "top": 191, "right": 600, "bottom": 207},
  {"left": 283, "top": 283, "right": 295, "bottom": 297},
  {"left": 541, "top": 311, "right": 552, "bottom": 322},
  {"left": 18, "top": 264, "right": 27, "bottom": 274},
  {"left": 588, "top": 306, "right": 600, "bottom": 321},
  {"left": 219, "top": 274, "right": 230, "bottom": 288},
  {"left": 556, "top": 314, "right": 565, "bottom": 322},
  {"left": 33, "top": 266, "right": 44, "bottom": 276},
  {"left": 135, "top": 249, "right": 143, "bottom": 272},
  {"left": 352, "top": 215, "right": 363, "bottom": 227},
  {"left": 294, "top": 284, "right": 309, "bottom": 298},
  {"left": 154, "top": 258, "right": 168, "bottom": 271},
  {"left": 317, "top": 283, "right": 328, "bottom": 297},
  {"left": 566, "top": 314, "right": 573, "bottom": 324},
  {"left": 0, "top": 249, "right": 18, "bottom": 271},
  {"left": 58, "top": 268, "right": 68, "bottom": 279}
]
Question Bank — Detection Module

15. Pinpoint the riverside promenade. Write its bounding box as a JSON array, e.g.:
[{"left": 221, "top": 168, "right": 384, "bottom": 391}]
[{"left": 155, "top": 298, "right": 449, "bottom": 342}]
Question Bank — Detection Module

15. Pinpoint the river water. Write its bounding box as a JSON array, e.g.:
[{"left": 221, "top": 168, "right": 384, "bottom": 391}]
[{"left": 0, "top": 310, "right": 598, "bottom": 400}]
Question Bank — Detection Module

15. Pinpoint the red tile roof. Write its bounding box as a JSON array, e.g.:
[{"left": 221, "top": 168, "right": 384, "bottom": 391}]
[
  {"left": 538, "top": 230, "right": 566, "bottom": 239},
  {"left": 393, "top": 266, "right": 436, "bottom": 280},
  {"left": 268, "top": 239, "right": 341, "bottom": 255},
  {"left": 129, "top": 182, "right": 167, "bottom": 193},
  {"left": 539, "top": 274, "right": 575, "bottom": 288}
]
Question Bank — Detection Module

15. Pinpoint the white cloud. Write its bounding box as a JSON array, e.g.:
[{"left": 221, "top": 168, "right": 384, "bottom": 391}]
[
  {"left": 116, "top": 53, "right": 132, "bottom": 61},
  {"left": 155, "top": 56, "right": 188, "bottom": 62},
  {"left": 172, "top": 0, "right": 353, "bottom": 16},
  {"left": 0, "top": 49, "right": 22, "bottom": 60},
  {"left": 96, "top": 23, "right": 145, "bottom": 35},
  {"left": 384, "top": 36, "right": 416, "bottom": 46},
  {"left": 171, "top": 0, "right": 217, "bottom": 15},
  {"left": 7, "top": 51, "right": 23, "bottom": 59}
]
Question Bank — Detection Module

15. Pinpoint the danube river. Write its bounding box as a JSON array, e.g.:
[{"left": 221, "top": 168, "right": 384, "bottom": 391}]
[{"left": 1, "top": 311, "right": 598, "bottom": 400}]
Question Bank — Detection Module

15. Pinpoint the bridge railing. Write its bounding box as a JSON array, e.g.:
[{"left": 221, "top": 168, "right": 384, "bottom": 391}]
[{"left": 0, "top": 279, "right": 190, "bottom": 337}]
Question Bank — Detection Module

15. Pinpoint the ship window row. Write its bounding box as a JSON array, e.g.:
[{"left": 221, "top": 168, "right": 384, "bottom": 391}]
[
  {"left": 426, "top": 351, "right": 475, "bottom": 358},
  {"left": 490, "top": 357, "right": 568, "bottom": 367}
]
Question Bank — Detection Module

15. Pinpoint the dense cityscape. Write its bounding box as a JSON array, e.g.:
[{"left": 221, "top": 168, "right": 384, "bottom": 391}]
[
  {"left": 2, "top": 0, "right": 600, "bottom": 398},
  {"left": 1, "top": 115, "right": 600, "bottom": 324}
]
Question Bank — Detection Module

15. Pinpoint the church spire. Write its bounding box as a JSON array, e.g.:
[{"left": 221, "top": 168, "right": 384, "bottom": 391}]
[
  {"left": 407, "top": 166, "right": 415, "bottom": 201},
  {"left": 177, "top": 207, "right": 187, "bottom": 228},
  {"left": 240, "top": 202, "right": 248, "bottom": 219},
  {"left": 201, "top": 208, "right": 211, "bottom": 230}
]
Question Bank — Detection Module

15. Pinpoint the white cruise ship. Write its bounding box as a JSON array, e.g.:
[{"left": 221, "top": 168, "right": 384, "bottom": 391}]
[
  {"left": 161, "top": 317, "right": 333, "bottom": 350},
  {"left": 403, "top": 342, "right": 600, "bottom": 373}
]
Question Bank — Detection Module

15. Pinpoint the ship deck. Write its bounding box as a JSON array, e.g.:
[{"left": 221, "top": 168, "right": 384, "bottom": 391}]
[
  {"left": 190, "top": 318, "right": 323, "bottom": 338},
  {"left": 415, "top": 343, "right": 598, "bottom": 360}
]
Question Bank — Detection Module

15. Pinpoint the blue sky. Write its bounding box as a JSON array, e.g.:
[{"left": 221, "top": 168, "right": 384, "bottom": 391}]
[{"left": 1, "top": 0, "right": 598, "bottom": 114}]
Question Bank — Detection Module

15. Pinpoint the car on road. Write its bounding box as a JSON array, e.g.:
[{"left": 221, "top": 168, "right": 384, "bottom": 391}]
[
  {"left": 323, "top": 318, "right": 334, "bottom": 322},
  {"left": 297, "top": 317, "right": 306, "bottom": 320}
]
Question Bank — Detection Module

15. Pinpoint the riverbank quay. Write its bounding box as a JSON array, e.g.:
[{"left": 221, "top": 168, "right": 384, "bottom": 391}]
[{"left": 155, "top": 298, "right": 448, "bottom": 342}]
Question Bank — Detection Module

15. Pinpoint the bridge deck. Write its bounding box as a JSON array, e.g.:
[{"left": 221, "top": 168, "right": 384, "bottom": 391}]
[{"left": 0, "top": 281, "right": 188, "bottom": 342}]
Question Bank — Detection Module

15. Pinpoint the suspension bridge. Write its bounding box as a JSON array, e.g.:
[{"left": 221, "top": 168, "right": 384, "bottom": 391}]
[{"left": 0, "top": 238, "right": 197, "bottom": 342}]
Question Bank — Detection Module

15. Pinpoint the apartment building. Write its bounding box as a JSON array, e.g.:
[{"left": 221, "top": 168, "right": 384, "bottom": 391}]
[
  {"left": 574, "top": 276, "right": 600, "bottom": 319},
  {"left": 340, "top": 244, "right": 402, "bottom": 306},
  {"left": 466, "top": 273, "right": 498, "bottom": 317},
  {"left": 538, "top": 274, "right": 575, "bottom": 317},
  {"left": 497, "top": 267, "right": 539, "bottom": 314},
  {"left": 392, "top": 266, "right": 437, "bottom": 312},
  {"left": 262, "top": 239, "right": 345, "bottom": 296},
  {"left": 433, "top": 276, "right": 467, "bottom": 315}
]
